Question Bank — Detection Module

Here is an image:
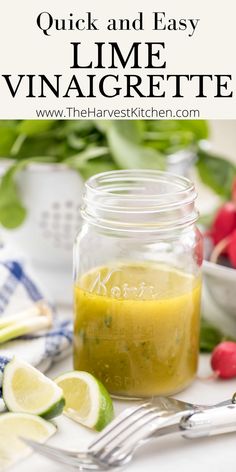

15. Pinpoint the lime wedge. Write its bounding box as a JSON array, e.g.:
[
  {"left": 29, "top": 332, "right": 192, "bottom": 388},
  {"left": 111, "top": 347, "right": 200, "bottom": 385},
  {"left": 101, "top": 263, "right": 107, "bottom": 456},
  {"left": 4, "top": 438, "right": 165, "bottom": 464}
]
[
  {"left": 2, "top": 358, "right": 65, "bottom": 419},
  {"left": 0, "top": 412, "right": 56, "bottom": 470},
  {"left": 55, "top": 371, "right": 114, "bottom": 431}
]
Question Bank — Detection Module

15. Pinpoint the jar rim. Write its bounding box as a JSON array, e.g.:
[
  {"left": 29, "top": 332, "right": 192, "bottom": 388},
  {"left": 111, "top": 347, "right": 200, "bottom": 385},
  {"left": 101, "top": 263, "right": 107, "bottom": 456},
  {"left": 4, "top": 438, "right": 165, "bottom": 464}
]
[
  {"left": 85, "top": 169, "right": 195, "bottom": 199},
  {"left": 82, "top": 170, "right": 198, "bottom": 233}
]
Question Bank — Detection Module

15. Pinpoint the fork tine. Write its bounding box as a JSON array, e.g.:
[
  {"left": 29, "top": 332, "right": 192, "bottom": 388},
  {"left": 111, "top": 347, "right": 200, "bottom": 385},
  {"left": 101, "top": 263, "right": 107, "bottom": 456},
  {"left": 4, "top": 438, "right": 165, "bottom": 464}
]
[
  {"left": 92, "top": 408, "right": 174, "bottom": 464},
  {"left": 89, "top": 396, "right": 192, "bottom": 453},
  {"left": 98, "top": 409, "right": 191, "bottom": 467},
  {"left": 89, "top": 402, "right": 152, "bottom": 452},
  {"left": 20, "top": 438, "right": 90, "bottom": 461},
  {"left": 89, "top": 396, "right": 201, "bottom": 464},
  {"left": 21, "top": 438, "right": 100, "bottom": 471},
  {"left": 92, "top": 406, "right": 164, "bottom": 458}
]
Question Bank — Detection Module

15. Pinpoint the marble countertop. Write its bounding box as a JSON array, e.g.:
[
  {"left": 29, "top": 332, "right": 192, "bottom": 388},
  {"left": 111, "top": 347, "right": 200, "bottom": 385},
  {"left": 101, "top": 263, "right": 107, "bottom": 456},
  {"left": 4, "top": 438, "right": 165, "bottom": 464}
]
[{"left": 11, "top": 353, "right": 236, "bottom": 472}]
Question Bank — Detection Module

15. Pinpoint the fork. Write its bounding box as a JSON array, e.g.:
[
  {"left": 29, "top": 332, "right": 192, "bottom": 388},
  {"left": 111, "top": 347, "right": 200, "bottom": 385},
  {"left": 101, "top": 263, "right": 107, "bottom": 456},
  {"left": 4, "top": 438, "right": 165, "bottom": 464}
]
[{"left": 23, "top": 395, "right": 236, "bottom": 470}]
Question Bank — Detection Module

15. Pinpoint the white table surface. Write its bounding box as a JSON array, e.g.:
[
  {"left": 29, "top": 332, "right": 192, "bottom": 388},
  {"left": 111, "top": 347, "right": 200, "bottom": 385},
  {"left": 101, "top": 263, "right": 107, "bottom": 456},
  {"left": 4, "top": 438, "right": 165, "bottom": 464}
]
[{"left": 10, "top": 351, "right": 236, "bottom": 472}]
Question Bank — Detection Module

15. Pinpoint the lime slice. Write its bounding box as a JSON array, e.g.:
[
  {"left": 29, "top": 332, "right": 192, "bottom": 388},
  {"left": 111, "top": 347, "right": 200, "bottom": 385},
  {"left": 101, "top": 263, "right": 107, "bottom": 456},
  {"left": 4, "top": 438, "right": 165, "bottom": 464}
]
[
  {"left": 55, "top": 371, "right": 114, "bottom": 431},
  {"left": 0, "top": 412, "right": 56, "bottom": 470},
  {"left": 2, "top": 358, "right": 65, "bottom": 419}
]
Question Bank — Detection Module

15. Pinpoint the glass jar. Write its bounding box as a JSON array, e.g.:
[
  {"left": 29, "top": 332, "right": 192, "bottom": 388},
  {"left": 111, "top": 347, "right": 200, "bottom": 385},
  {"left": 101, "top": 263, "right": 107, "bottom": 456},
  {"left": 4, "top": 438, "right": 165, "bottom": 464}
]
[{"left": 73, "top": 170, "right": 202, "bottom": 398}]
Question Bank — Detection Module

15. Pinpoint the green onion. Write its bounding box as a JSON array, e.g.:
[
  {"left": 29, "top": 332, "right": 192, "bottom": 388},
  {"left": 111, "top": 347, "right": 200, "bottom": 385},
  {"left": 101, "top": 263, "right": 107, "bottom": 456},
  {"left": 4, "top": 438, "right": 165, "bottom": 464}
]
[{"left": 0, "top": 302, "right": 52, "bottom": 344}]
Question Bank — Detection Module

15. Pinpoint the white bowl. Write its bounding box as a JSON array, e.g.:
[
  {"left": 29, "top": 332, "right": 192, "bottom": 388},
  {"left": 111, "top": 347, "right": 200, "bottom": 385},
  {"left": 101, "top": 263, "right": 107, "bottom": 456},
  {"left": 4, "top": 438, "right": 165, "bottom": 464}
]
[{"left": 203, "top": 260, "right": 236, "bottom": 319}]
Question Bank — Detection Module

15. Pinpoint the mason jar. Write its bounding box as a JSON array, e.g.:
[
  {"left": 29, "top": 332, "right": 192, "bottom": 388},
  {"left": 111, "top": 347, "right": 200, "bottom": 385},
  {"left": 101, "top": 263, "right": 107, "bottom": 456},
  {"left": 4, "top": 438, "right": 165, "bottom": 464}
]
[{"left": 73, "top": 170, "right": 202, "bottom": 398}]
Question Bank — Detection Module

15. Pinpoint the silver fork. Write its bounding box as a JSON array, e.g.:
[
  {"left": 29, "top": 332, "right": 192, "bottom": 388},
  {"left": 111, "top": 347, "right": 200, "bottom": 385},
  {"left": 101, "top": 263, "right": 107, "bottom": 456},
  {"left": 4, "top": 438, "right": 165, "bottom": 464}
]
[{"left": 23, "top": 395, "right": 235, "bottom": 470}]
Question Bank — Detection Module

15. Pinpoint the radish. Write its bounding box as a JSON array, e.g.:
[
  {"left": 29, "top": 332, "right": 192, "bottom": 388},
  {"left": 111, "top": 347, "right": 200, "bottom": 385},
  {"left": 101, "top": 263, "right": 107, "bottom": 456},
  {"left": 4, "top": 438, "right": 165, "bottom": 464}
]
[
  {"left": 211, "top": 341, "right": 236, "bottom": 379},
  {"left": 211, "top": 229, "right": 236, "bottom": 267},
  {"left": 208, "top": 202, "right": 236, "bottom": 246},
  {"left": 227, "top": 229, "right": 236, "bottom": 268},
  {"left": 206, "top": 177, "right": 236, "bottom": 249},
  {"left": 206, "top": 177, "right": 236, "bottom": 266}
]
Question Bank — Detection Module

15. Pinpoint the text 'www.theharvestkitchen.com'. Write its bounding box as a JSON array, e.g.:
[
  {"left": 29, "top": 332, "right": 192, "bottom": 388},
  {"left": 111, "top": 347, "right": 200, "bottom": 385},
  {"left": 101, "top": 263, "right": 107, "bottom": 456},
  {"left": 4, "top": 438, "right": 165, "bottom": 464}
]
[{"left": 35, "top": 107, "right": 201, "bottom": 119}]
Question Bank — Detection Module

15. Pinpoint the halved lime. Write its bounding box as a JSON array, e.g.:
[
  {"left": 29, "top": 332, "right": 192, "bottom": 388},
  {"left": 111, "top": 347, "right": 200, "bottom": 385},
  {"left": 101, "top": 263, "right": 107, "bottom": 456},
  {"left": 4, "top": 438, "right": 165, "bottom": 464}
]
[
  {"left": 2, "top": 358, "right": 65, "bottom": 419},
  {"left": 55, "top": 371, "right": 114, "bottom": 431},
  {"left": 0, "top": 412, "right": 56, "bottom": 470}
]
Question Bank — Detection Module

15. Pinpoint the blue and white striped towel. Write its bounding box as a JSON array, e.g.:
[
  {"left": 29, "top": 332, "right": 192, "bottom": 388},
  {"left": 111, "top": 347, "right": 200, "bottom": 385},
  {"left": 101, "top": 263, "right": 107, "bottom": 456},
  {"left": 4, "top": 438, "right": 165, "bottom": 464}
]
[{"left": 0, "top": 250, "right": 73, "bottom": 411}]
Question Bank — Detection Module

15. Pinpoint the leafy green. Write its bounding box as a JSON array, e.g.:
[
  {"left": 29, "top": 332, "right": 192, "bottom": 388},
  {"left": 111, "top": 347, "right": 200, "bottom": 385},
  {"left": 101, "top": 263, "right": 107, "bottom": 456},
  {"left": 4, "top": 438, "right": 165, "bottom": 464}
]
[
  {"left": 107, "top": 121, "right": 165, "bottom": 170},
  {"left": 78, "top": 159, "right": 117, "bottom": 180},
  {"left": 0, "top": 121, "right": 18, "bottom": 155},
  {"left": 17, "top": 120, "right": 55, "bottom": 136},
  {"left": 144, "top": 120, "right": 209, "bottom": 154},
  {"left": 0, "top": 157, "right": 58, "bottom": 228},
  {"left": 197, "top": 149, "right": 236, "bottom": 199},
  {"left": 200, "top": 318, "right": 236, "bottom": 353},
  {"left": 0, "top": 119, "right": 233, "bottom": 229},
  {"left": 0, "top": 162, "right": 27, "bottom": 228},
  {"left": 65, "top": 146, "right": 110, "bottom": 170},
  {"left": 65, "top": 145, "right": 118, "bottom": 180}
]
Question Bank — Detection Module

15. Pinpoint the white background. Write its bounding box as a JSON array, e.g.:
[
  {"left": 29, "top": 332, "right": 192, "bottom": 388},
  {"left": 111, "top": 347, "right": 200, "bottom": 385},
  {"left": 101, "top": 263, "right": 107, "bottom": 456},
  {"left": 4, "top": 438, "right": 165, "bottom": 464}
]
[{"left": 0, "top": 0, "right": 235, "bottom": 118}]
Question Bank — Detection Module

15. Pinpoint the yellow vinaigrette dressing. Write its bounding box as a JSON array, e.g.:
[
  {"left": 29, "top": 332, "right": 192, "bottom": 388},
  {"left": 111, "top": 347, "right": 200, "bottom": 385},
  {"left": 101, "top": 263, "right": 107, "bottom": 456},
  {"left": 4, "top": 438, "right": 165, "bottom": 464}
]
[{"left": 74, "top": 263, "right": 201, "bottom": 397}]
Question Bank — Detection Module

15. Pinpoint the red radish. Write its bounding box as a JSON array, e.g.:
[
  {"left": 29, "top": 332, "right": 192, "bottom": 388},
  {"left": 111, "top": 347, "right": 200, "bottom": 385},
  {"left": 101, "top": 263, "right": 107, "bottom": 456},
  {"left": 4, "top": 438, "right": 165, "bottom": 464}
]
[
  {"left": 206, "top": 178, "right": 236, "bottom": 249},
  {"left": 205, "top": 176, "right": 236, "bottom": 267},
  {"left": 210, "top": 235, "right": 232, "bottom": 264},
  {"left": 208, "top": 202, "right": 236, "bottom": 246},
  {"left": 211, "top": 341, "right": 236, "bottom": 379},
  {"left": 210, "top": 228, "right": 236, "bottom": 267},
  {"left": 227, "top": 229, "right": 236, "bottom": 268}
]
